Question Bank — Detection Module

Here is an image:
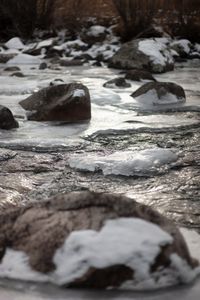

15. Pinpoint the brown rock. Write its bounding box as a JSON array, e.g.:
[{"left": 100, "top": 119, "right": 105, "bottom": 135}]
[
  {"left": 0, "top": 191, "right": 197, "bottom": 288},
  {"left": 19, "top": 83, "right": 91, "bottom": 122}
]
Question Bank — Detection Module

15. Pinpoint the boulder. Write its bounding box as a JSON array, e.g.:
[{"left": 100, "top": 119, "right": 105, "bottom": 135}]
[
  {"left": 170, "top": 39, "right": 192, "bottom": 58},
  {"left": 0, "top": 53, "right": 16, "bottom": 63},
  {"left": 103, "top": 77, "right": 131, "bottom": 88},
  {"left": 109, "top": 38, "right": 174, "bottom": 73},
  {"left": 4, "top": 66, "right": 21, "bottom": 72},
  {"left": 125, "top": 69, "right": 156, "bottom": 82},
  {"left": 81, "top": 25, "right": 107, "bottom": 45},
  {"left": 131, "top": 82, "right": 186, "bottom": 106},
  {"left": 0, "top": 191, "right": 198, "bottom": 289},
  {"left": 19, "top": 83, "right": 91, "bottom": 122},
  {"left": 39, "top": 62, "right": 48, "bottom": 70},
  {"left": 0, "top": 105, "right": 19, "bottom": 130}
]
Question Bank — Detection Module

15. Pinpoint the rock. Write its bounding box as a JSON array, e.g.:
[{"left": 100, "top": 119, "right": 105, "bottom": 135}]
[
  {"left": 81, "top": 25, "right": 107, "bottom": 45},
  {"left": 39, "top": 62, "right": 48, "bottom": 70},
  {"left": 0, "top": 191, "right": 197, "bottom": 289},
  {"left": 10, "top": 72, "right": 25, "bottom": 77},
  {"left": 103, "top": 77, "right": 131, "bottom": 88},
  {"left": 0, "top": 54, "right": 16, "bottom": 63},
  {"left": 170, "top": 39, "right": 192, "bottom": 58},
  {"left": 5, "top": 37, "right": 25, "bottom": 50},
  {"left": 50, "top": 78, "right": 65, "bottom": 86},
  {"left": 59, "top": 59, "right": 85, "bottom": 67},
  {"left": 0, "top": 105, "right": 19, "bottom": 130},
  {"left": 125, "top": 69, "right": 156, "bottom": 82},
  {"left": 109, "top": 38, "right": 174, "bottom": 73},
  {"left": 131, "top": 82, "right": 186, "bottom": 106},
  {"left": 4, "top": 66, "right": 21, "bottom": 72},
  {"left": 23, "top": 39, "right": 54, "bottom": 56},
  {"left": 19, "top": 83, "right": 91, "bottom": 122}
]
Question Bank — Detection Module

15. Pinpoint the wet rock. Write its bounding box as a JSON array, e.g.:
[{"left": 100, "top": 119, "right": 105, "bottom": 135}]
[
  {"left": 125, "top": 69, "right": 156, "bottom": 82},
  {"left": 0, "top": 54, "right": 16, "bottom": 63},
  {"left": 3, "top": 66, "right": 21, "bottom": 72},
  {"left": 19, "top": 83, "right": 91, "bottom": 122},
  {"left": 10, "top": 72, "right": 25, "bottom": 77},
  {"left": 59, "top": 59, "right": 85, "bottom": 67},
  {"left": 131, "top": 82, "right": 186, "bottom": 106},
  {"left": 39, "top": 62, "right": 48, "bottom": 70},
  {"left": 103, "top": 77, "right": 131, "bottom": 88},
  {"left": 49, "top": 78, "right": 65, "bottom": 86},
  {"left": 0, "top": 191, "right": 197, "bottom": 288},
  {"left": 0, "top": 105, "right": 19, "bottom": 130},
  {"left": 109, "top": 38, "right": 174, "bottom": 73}
]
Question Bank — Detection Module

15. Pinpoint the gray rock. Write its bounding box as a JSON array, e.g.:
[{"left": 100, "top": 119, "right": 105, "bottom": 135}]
[
  {"left": 19, "top": 83, "right": 91, "bottom": 122},
  {"left": 39, "top": 62, "right": 48, "bottom": 70},
  {"left": 0, "top": 105, "right": 19, "bottom": 130},
  {"left": 4, "top": 66, "right": 21, "bottom": 72},
  {"left": 103, "top": 77, "right": 131, "bottom": 88},
  {"left": 10, "top": 72, "right": 25, "bottom": 77}
]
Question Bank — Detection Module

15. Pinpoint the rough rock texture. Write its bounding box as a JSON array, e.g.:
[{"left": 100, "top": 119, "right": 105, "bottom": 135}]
[
  {"left": 125, "top": 69, "right": 156, "bottom": 82},
  {"left": 19, "top": 83, "right": 91, "bottom": 122},
  {"left": 131, "top": 82, "right": 186, "bottom": 104},
  {"left": 0, "top": 191, "right": 197, "bottom": 288},
  {"left": 103, "top": 77, "right": 131, "bottom": 88},
  {"left": 0, "top": 105, "right": 19, "bottom": 130},
  {"left": 109, "top": 39, "right": 174, "bottom": 73}
]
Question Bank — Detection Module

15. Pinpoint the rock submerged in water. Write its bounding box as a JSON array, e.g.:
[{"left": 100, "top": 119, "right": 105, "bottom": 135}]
[
  {"left": 0, "top": 105, "right": 19, "bottom": 130},
  {"left": 103, "top": 77, "right": 131, "bottom": 88},
  {"left": 131, "top": 82, "right": 186, "bottom": 106},
  {"left": 19, "top": 83, "right": 91, "bottom": 122},
  {"left": 109, "top": 38, "right": 174, "bottom": 73},
  {"left": 0, "top": 191, "right": 198, "bottom": 289}
]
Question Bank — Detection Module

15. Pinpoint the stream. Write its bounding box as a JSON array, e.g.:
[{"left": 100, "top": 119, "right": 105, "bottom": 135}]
[{"left": 0, "top": 58, "right": 200, "bottom": 298}]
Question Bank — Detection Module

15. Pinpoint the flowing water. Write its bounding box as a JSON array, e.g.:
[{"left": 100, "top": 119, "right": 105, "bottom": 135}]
[{"left": 0, "top": 59, "right": 200, "bottom": 298}]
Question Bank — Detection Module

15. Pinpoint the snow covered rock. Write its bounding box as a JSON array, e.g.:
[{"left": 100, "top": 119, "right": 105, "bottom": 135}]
[
  {"left": 0, "top": 191, "right": 198, "bottom": 289},
  {"left": 0, "top": 105, "right": 19, "bottom": 130},
  {"left": 131, "top": 82, "right": 186, "bottom": 107},
  {"left": 103, "top": 77, "right": 131, "bottom": 88},
  {"left": 69, "top": 148, "right": 178, "bottom": 176},
  {"left": 19, "top": 83, "right": 91, "bottom": 122},
  {"left": 7, "top": 53, "right": 41, "bottom": 65},
  {"left": 109, "top": 38, "right": 174, "bottom": 73},
  {"left": 81, "top": 25, "right": 107, "bottom": 45},
  {"left": 125, "top": 69, "right": 156, "bottom": 82},
  {"left": 5, "top": 37, "right": 25, "bottom": 50},
  {"left": 170, "top": 39, "right": 192, "bottom": 58}
]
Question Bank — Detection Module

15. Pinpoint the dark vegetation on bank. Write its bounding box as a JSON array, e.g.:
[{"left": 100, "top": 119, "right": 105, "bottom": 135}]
[{"left": 0, "top": 0, "right": 200, "bottom": 42}]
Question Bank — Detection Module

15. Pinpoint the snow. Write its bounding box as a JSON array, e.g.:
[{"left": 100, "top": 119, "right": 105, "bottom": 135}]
[
  {"left": 36, "top": 39, "right": 53, "bottom": 49},
  {"left": 87, "top": 25, "right": 106, "bottom": 37},
  {"left": 181, "top": 228, "right": 200, "bottom": 263},
  {"left": 0, "top": 218, "right": 199, "bottom": 290},
  {"left": 171, "top": 39, "right": 191, "bottom": 54},
  {"left": 73, "top": 89, "right": 85, "bottom": 97},
  {"left": 139, "top": 39, "right": 174, "bottom": 67},
  {"left": 7, "top": 53, "right": 41, "bottom": 65},
  {"left": 69, "top": 148, "right": 178, "bottom": 176},
  {"left": 195, "top": 43, "right": 200, "bottom": 53},
  {"left": 133, "top": 90, "right": 186, "bottom": 107},
  {"left": 5, "top": 37, "right": 25, "bottom": 50}
]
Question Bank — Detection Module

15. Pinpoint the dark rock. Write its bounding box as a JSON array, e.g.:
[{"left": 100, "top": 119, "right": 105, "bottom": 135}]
[
  {"left": 109, "top": 39, "right": 174, "bottom": 73},
  {"left": 170, "top": 40, "right": 191, "bottom": 58},
  {"left": 39, "top": 62, "right": 48, "bottom": 70},
  {"left": 125, "top": 69, "right": 156, "bottom": 82},
  {"left": 0, "top": 191, "right": 197, "bottom": 288},
  {"left": 50, "top": 78, "right": 65, "bottom": 86},
  {"left": 103, "top": 77, "right": 131, "bottom": 88},
  {"left": 10, "top": 72, "right": 25, "bottom": 77},
  {"left": 0, "top": 105, "right": 19, "bottom": 130},
  {"left": 19, "top": 83, "right": 91, "bottom": 122},
  {"left": 81, "top": 25, "right": 107, "bottom": 45},
  {"left": 60, "top": 59, "right": 85, "bottom": 67},
  {"left": 131, "top": 82, "right": 186, "bottom": 105},
  {"left": 0, "top": 53, "right": 16, "bottom": 63},
  {"left": 4, "top": 66, "right": 21, "bottom": 72}
]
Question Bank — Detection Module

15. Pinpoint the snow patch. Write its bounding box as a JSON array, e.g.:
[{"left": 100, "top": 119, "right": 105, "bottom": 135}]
[
  {"left": 5, "top": 37, "right": 25, "bottom": 50},
  {"left": 87, "top": 25, "right": 106, "bottom": 37},
  {"left": 69, "top": 148, "right": 178, "bottom": 176},
  {"left": 73, "top": 89, "right": 85, "bottom": 97},
  {"left": 171, "top": 39, "right": 191, "bottom": 54}
]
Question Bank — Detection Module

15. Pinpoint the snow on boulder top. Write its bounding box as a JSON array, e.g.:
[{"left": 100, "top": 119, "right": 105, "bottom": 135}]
[
  {"left": 138, "top": 39, "right": 174, "bottom": 68},
  {"left": 69, "top": 148, "right": 178, "bottom": 176},
  {"left": 5, "top": 37, "right": 25, "bottom": 50},
  {"left": 7, "top": 53, "right": 41, "bottom": 65},
  {"left": 87, "top": 25, "right": 106, "bottom": 37},
  {"left": 36, "top": 39, "right": 53, "bottom": 50},
  {"left": 170, "top": 39, "right": 192, "bottom": 55}
]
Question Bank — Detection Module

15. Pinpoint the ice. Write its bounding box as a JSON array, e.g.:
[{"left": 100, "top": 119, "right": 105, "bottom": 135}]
[
  {"left": 7, "top": 53, "right": 41, "bottom": 65},
  {"left": 5, "top": 37, "right": 25, "bottom": 50},
  {"left": 69, "top": 148, "right": 178, "bottom": 176}
]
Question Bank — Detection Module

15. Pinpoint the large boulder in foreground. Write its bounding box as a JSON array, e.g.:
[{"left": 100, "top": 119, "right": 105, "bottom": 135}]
[
  {"left": 0, "top": 191, "right": 198, "bottom": 289},
  {"left": 131, "top": 82, "right": 186, "bottom": 107},
  {"left": 19, "top": 83, "right": 91, "bottom": 122},
  {"left": 0, "top": 105, "right": 19, "bottom": 130},
  {"left": 109, "top": 38, "right": 174, "bottom": 73}
]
